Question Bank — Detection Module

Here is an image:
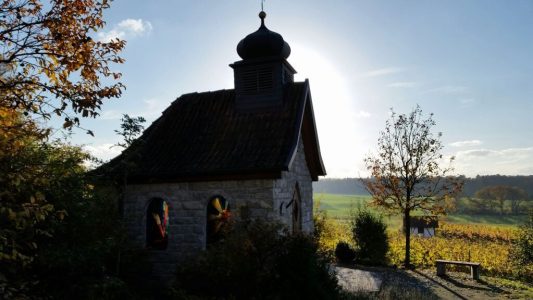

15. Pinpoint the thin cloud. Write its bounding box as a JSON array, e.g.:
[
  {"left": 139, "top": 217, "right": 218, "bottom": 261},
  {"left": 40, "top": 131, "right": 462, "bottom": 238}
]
[
  {"left": 424, "top": 85, "right": 467, "bottom": 94},
  {"left": 97, "top": 18, "right": 153, "bottom": 42},
  {"left": 388, "top": 81, "right": 418, "bottom": 88},
  {"left": 453, "top": 147, "right": 533, "bottom": 176},
  {"left": 449, "top": 140, "right": 482, "bottom": 147},
  {"left": 98, "top": 98, "right": 169, "bottom": 120},
  {"left": 363, "top": 67, "right": 403, "bottom": 77},
  {"left": 457, "top": 147, "right": 533, "bottom": 158},
  {"left": 458, "top": 149, "right": 494, "bottom": 157},
  {"left": 100, "top": 110, "right": 123, "bottom": 120},
  {"left": 84, "top": 143, "right": 122, "bottom": 161}
]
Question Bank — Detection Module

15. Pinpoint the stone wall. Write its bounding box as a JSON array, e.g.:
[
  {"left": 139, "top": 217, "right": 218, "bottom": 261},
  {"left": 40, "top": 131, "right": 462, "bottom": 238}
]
[
  {"left": 122, "top": 137, "right": 315, "bottom": 280},
  {"left": 123, "top": 179, "right": 275, "bottom": 280},
  {"left": 273, "top": 136, "right": 314, "bottom": 233}
]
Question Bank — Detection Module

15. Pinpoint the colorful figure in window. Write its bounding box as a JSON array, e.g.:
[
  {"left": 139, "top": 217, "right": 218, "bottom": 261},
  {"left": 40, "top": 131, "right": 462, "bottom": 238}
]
[
  {"left": 146, "top": 198, "right": 169, "bottom": 250},
  {"left": 206, "top": 196, "right": 231, "bottom": 245}
]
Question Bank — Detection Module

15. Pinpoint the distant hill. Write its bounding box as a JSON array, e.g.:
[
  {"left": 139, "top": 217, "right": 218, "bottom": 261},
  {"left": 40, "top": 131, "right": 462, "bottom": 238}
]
[
  {"left": 313, "top": 178, "right": 368, "bottom": 195},
  {"left": 313, "top": 175, "right": 533, "bottom": 198}
]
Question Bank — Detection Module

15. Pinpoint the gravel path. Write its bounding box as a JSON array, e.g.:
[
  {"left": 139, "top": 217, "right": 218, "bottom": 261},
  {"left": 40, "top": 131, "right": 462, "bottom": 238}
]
[
  {"left": 335, "top": 266, "right": 384, "bottom": 293},
  {"left": 334, "top": 265, "right": 532, "bottom": 299}
]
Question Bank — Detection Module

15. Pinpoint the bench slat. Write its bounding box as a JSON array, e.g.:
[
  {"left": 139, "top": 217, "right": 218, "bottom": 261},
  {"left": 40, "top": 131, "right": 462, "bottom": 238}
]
[
  {"left": 436, "top": 259, "right": 481, "bottom": 280},
  {"left": 435, "top": 260, "right": 480, "bottom": 266}
]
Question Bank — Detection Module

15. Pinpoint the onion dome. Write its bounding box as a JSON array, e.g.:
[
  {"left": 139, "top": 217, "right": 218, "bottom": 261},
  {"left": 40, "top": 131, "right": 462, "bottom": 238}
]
[{"left": 237, "top": 11, "right": 291, "bottom": 60}]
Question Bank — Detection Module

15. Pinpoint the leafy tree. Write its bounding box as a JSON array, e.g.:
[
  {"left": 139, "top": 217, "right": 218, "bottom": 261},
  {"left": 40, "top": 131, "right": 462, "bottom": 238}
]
[
  {"left": 468, "top": 196, "right": 492, "bottom": 214},
  {"left": 362, "top": 105, "right": 463, "bottom": 267},
  {"left": 0, "top": 107, "right": 78, "bottom": 297},
  {"left": 475, "top": 185, "right": 527, "bottom": 215},
  {"left": 510, "top": 210, "right": 533, "bottom": 281},
  {"left": 508, "top": 187, "right": 528, "bottom": 214},
  {"left": 0, "top": 108, "right": 148, "bottom": 299},
  {"left": 516, "top": 210, "right": 533, "bottom": 264},
  {"left": 35, "top": 175, "right": 148, "bottom": 299},
  {"left": 0, "top": 0, "right": 125, "bottom": 129},
  {"left": 114, "top": 114, "right": 146, "bottom": 148}
]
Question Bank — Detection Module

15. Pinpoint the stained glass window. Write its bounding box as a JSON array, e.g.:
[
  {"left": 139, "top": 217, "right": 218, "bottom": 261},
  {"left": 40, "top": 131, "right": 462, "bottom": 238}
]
[
  {"left": 146, "top": 198, "right": 169, "bottom": 250},
  {"left": 206, "top": 196, "right": 231, "bottom": 246}
]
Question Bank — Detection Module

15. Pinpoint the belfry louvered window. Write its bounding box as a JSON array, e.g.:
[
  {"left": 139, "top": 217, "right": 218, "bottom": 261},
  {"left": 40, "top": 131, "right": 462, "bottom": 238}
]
[{"left": 240, "top": 66, "right": 274, "bottom": 94}]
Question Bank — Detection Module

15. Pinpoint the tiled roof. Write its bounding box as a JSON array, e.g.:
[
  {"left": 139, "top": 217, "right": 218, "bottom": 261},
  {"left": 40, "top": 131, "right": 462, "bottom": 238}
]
[
  {"left": 410, "top": 216, "right": 439, "bottom": 228},
  {"left": 101, "top": 80, "right": 325, "bottom": 182}
]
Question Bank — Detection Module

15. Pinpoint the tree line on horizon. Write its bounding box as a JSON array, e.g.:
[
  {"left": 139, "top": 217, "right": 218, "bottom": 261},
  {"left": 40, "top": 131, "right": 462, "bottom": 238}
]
[{"left": 314, "top": 175, "right": 533, "bottom": 199}]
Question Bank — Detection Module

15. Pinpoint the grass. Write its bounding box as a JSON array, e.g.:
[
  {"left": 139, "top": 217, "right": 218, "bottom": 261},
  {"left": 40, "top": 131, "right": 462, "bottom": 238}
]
[
  {"left": 314, "top": 193, "right": 527, "bottom": 229},
  {"left": 315, "top": 194, "right": 369, "bottom": 218},
  {"left": 484, "top": 276, "right": 533, "bottom": 299},
  {"left": 314, "top": 193, "right": 402, "bottom": 229},
  {"left": 443, "top": 214, "right": 527, "bottom": 226}
]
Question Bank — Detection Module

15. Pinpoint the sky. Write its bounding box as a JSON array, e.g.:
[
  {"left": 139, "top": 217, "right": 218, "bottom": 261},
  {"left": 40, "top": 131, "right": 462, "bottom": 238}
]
[{"left": 64, "top": 0, "right": 533, "bottom": 178}]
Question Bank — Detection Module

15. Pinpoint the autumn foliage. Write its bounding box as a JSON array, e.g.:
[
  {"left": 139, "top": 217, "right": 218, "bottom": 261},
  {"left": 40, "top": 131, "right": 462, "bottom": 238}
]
[
  {"left": 0, "top": 108, "right": 81, "bottom": 296},
  {"left": 362, "top": 105, "right": 463, "bottom": 267},
  {"left": 0, "top": 0, "right": 125, "bottom": 129},
  {"left": 0, "top": 1, "right": 133, "bottom": 298},
  {"left": 0, "top": 109, "right": 149, "bottom": 299}
]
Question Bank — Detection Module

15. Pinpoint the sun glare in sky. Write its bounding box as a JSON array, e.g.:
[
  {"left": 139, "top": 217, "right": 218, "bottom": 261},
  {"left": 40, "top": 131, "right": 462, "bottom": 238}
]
[
  {"left": 69, "top": 1, "right": 533, "bottom": 178},
  {"left": 291, "top": 44, "right": 365, "bottom": 177}
]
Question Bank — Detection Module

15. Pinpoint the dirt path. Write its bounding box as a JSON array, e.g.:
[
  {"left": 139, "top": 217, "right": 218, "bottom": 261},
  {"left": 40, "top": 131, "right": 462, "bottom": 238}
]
[{"left": 336, "top": 265, "right": 533, "bottom": 299}]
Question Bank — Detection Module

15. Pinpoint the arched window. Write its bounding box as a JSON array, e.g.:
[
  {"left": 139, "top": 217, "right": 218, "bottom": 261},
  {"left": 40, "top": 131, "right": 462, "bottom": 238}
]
[
  {"left": 292, "top": 183, "right": 302, "bottom": 233},
  {"left": 206, "top": 196, "right": 231, "bottom": 246},
  {"left": 146, "top": 198, "right": 169, "bottom": 250}
]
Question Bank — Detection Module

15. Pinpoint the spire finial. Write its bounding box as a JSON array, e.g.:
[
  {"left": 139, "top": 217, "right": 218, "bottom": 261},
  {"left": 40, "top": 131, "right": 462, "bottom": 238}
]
[
  {"left": 259, "top": 10, "right": 266, "bottom": 27},
  {"left": 261, "top": 0, "right": 265, "bottom": 11}
]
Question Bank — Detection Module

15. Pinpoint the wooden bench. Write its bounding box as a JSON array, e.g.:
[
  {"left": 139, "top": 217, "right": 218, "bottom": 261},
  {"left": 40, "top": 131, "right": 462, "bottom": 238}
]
[{"left": 436, "top": 259, "right": 481, "bottom": 280}]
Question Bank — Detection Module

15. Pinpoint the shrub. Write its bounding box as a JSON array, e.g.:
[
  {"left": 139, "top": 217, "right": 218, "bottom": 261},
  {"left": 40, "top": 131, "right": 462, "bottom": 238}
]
[
  {"left": 351, "top": 209, "right": 388, "bottom": 265},
  {"left": 510, "top": 210, "right": 533, "bottom": 281},
  {"left": 335, "top": 242, "right": 356, "bottom": 264},
  {"left": 314, "top": 208, "right": 352, "bottom": 258},
  {"left": 32, "top": 183, "right": 155, "bottom": 300},
  {"left": 174, "top": 219, "right": 341, "bottom": 299}
]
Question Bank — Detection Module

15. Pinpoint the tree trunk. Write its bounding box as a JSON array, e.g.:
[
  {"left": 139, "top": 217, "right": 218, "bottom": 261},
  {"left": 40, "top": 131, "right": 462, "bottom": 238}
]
[
  {"left": 498, "top": 198, "right": 505, "bottom": 215},
  {"left": 511, "top": 200, "right": 521, "bottom": 215},
  {"left": 403, "top": 209, "right": 411, "bottom": 268}
]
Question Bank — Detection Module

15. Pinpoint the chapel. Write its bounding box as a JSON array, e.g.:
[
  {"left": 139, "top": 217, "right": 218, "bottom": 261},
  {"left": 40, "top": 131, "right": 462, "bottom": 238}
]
[{"left": 104, "top": 11, "right": 326, "bottom": 279}]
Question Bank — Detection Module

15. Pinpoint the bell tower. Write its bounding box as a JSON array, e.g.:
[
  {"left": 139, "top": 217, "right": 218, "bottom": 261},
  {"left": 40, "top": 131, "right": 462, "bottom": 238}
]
[{"left": 230, "top": 11, "right": 296, "bottom": 111}]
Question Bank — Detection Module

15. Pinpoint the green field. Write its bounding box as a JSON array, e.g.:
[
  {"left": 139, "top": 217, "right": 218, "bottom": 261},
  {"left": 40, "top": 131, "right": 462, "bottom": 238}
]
[{"left": 314, "top": 193, "right": 528, "bottom": 229}]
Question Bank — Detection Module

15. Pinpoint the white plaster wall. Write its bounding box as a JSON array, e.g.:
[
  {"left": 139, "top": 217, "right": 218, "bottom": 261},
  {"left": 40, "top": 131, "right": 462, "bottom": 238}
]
[{"left": 409, "top": 227, "right": 436, "bottom": 238}]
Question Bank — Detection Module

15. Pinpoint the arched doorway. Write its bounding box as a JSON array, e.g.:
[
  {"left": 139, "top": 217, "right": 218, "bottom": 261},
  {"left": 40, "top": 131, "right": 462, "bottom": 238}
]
[{"left": 292, "top": 183, "right": 302, "bottom": 233}]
